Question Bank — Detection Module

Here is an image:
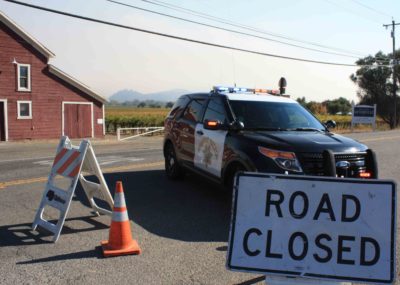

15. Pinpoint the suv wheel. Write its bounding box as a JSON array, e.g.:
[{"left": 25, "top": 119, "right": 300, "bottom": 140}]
[{"left": 164, "top": 143, "right": 184, "bottom": 179}]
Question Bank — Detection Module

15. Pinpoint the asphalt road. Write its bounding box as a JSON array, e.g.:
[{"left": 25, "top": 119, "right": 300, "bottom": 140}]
[{"left": 0, "top": 131, "right": 399, "bottom": 285}]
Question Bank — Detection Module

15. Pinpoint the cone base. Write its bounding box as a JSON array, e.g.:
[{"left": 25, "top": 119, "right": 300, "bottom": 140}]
[{"left": 101, "top": 239, "right": 141, "bottom": 257}]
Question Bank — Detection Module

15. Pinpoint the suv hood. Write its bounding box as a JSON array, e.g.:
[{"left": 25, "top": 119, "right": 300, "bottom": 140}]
[{"left": 243, "top": 130, "right": 368, "bottom": 153}]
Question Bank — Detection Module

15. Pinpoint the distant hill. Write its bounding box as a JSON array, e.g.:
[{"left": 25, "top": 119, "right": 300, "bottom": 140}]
[
  {"left": 109, "top": 89, "right": 144, "bottom": 102},
  {"left": 109, "top": 89, "right": 189, "bottom": 103}
]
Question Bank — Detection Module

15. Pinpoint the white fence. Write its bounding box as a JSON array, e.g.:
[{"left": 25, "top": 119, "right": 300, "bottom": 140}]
[{"left": 117, "top": 127, "right": 165, "bottom": 141}]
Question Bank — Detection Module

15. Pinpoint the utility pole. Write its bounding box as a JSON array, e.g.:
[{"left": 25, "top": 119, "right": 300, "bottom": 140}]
[{"left": 383, "top": 20, "right": 399, "bottom": 128}]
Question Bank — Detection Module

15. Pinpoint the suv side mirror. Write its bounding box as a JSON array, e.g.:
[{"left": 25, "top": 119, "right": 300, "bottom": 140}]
[
  {"left": 325, "top": 120, "right": 336, "bottom": 129},
  {"left": 204, "top": 119, "right": 222, "bottom": 130},
  {"left": 230, "top": 119, "right": 244, "bottom": 131}
]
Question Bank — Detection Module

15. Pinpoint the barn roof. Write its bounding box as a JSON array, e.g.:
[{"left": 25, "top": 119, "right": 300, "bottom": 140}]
[
  {"left": 48, "top": 65, "right": 107, "bottom": 104},
  {"left": 0, "top": 10, "right": 55, "bottom": 60}
]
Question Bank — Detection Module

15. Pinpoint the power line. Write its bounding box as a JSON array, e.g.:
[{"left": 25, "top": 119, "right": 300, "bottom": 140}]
[
  {"left": 106, "top": 0, "right": 359, "bottom": 59},
  {"left": 322, "top": 0, "right": 384, "bottom": 25},
  {"left": 2, "top": 0, "right": 358, "bottom": 67},
  {"left": 135, "top": 0, "right": 366, "bottom": 57},
  {"left": 349, "top": 0, "right": 392, "bottom": 18}
]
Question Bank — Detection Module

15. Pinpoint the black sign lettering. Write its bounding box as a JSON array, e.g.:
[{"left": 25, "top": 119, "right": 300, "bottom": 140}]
[
  {"left": 314, "top": 234, "right": 333, "bottom": 263},
  {"left": 313, "top": 193, "right": 336, "bottom": 221},
  {"left": 341, "top": 195, "right": 361, "bottom": 222},
  {"left": 243, "top": 228, "right": 261, "bottom": 257},
  {"left": 354, "top": 107, "right": 374, "bottom": 117},
  {"left": 265, "top": 190, "right": 284, "bottom": 217},
  {"left": 265, "top": 230, "right": 283, "bottom": 259},
  {"left": 46, "top": 190, "right": 66, "bottom": 204},
  {"left": 360, "top": 237, "right": 380, "bottom": 266},
  {"left": 288, "top": 232, "right": 308, "bottom": 261},
  {"left": 337, "top": 235, "right": 355, "bottom": 265},
  {"left": 289, "top": 191, "right": 309, "bottom": 219},
  {"left": 46, "top": 190, "right": 55, "bottom": 201}
]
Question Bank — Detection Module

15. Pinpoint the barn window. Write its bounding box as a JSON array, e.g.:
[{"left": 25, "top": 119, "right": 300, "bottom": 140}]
[
  {"left": 17, "top": 64, "right": 31, "bottom": 91},
  {"left": 17, "top": 101, "right": 32, "bottom": 119}
]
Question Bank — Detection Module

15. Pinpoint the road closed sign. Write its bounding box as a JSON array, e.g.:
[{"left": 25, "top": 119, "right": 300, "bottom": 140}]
[{"left": 227, "top": 173, "right": 396, "bottom": 284}]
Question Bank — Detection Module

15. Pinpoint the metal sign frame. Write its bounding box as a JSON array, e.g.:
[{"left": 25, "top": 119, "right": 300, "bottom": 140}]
[
  {"left": 227, "top": 173, "right": 396, "bottom": 284},
  {"left": 351, "top": 104, "right": 377, "bottom": 131}
]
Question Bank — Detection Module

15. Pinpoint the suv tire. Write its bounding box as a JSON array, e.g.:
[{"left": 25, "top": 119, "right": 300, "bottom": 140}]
[{"left": 164, "top": 143, "right": 185, "bottom": 179}]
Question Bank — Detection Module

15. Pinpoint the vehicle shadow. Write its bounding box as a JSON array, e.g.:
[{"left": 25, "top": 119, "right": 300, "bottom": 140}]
[{"left": 75, "top": 169, "right": 233, "bottom": 242}]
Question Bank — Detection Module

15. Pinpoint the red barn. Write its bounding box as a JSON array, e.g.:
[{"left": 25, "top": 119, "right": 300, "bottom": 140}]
[{"left": 0, "top": 11, "right": 106, "bottom": 141}]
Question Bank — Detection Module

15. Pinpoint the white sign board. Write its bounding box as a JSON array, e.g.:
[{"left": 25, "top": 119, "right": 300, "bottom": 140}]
[
  {"left": 227, "top": 173, "right": 396, "bottom": 284},
  {"left": 352, "top": 105, "right": 376, "bottom": 128}
]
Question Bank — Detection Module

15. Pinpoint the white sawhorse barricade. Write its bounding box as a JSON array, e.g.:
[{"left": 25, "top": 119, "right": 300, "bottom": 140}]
[{"left": 32, "top": 136, "right": 114, "bottom": 242}]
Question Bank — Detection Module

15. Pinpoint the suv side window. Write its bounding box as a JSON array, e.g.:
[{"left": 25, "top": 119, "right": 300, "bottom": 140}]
[
  {"left": 182, "top": 99, "right": 206, "bottom": 122},
  {"left": 168, "top": 96, "right": 190, "bottom": 118},
  {"left": 203, "top": 98, "right": 227, "bottom": 124}
]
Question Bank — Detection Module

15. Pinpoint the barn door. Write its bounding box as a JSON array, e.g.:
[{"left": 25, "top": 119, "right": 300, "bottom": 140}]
[
  {"left": 64, "top": 103, "right": 92, "bottom": 138},
  {"left": 0, "top": 102, "right": 5, "bottom": 141}
]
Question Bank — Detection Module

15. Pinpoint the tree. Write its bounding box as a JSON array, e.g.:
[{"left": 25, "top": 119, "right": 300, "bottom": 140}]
[
  {"left": 296, "top": 97, "right": 307, "bottom": 108},
  {"left": 324, "top": 97, "right": 351, "bottom": 115},
  {"left": 165, "top": 101, "right": 174, "bottom": 108},
  {"left": 137, "top": 102, "right": 146, "bottom": 108},
  {"left": 350, "top": 50, "right": 400, "bottom": 128},
  {"left": 308, "top": 101, "right": 327, "bottom": 115},
  {"left": 296, "top": 97, "right": 327, "bottom": 115}
]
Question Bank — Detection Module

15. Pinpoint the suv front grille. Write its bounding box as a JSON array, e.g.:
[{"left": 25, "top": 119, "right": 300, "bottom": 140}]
[{"left": 299, "top": 152, "right": 367, "bottom": 177}]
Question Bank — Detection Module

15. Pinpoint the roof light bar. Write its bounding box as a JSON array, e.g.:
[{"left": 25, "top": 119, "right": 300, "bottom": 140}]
[
  {"left": 212, "top": 86, "right": 284, "bottom": 96},
  {"left": 213, "top": 86, "right": 248, "bottom": 93}
]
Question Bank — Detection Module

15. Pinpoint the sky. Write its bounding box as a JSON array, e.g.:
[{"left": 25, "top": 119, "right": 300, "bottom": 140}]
[{"left": 0, "top": 0, "right": 399, "bottom": 102}]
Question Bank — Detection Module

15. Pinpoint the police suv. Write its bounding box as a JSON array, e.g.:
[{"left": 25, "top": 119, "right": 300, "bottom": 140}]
[{"left": 163, "top": 86, "right": 377, "bottom": 189}]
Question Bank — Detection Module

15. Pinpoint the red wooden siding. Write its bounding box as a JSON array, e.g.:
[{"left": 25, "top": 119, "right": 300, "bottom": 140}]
[
  {"left": 64, "top": 104, "right": 92, "bottom": 139},
  {"left": 0, "top": 21, "right": 104, "bottom": 141}
]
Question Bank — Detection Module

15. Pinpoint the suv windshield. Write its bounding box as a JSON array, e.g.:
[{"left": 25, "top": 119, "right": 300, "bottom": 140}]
[{"left": 229, "top": 100, "right": 326, "bottom": 131}]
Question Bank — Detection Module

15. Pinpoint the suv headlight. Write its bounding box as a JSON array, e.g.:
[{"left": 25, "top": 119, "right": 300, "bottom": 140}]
[{"left": 258, "top": 146, "right": 303, "bottom": 173}]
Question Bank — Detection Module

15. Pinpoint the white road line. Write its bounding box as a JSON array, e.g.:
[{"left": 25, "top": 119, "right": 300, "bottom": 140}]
[{"left": 99, "top": 157, "right": 144, "bottom": 166}]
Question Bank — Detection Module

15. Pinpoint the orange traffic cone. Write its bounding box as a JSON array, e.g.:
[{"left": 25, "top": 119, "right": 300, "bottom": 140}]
[{"left": 101, "top": 181, "right": 141, "bottom": 257}]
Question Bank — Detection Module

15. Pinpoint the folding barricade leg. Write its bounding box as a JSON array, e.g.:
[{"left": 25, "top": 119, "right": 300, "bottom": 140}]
[
  {"left": 32, "top": 136, "right": 89, "bottom": 242},
  {"left": 79, "top": 142, "right": 114, "bottom": 216}
]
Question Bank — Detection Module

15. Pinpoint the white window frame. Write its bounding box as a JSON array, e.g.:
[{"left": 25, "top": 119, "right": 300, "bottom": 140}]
[
  {"left": 0, "top": 99, "right": 8, "bottom": 141},
  {"left": 17, "top": 100, "right": 32, "bottom": 119},
  {"left": 17, "top": 63, "right": 31, "bottom": 92},
  {"left": 102, "top": 104, "right": 105, "bottom": 135}
]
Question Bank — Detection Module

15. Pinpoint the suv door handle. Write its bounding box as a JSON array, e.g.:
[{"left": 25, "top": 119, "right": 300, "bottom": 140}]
[{"left": 196, "top": 130, "right": 204, "bottom": 135}]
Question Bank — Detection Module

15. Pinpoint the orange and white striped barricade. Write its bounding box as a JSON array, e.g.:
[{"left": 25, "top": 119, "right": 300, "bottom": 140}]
[{"left": 32, "top": 136, "right": 114, "bottom": 242}]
